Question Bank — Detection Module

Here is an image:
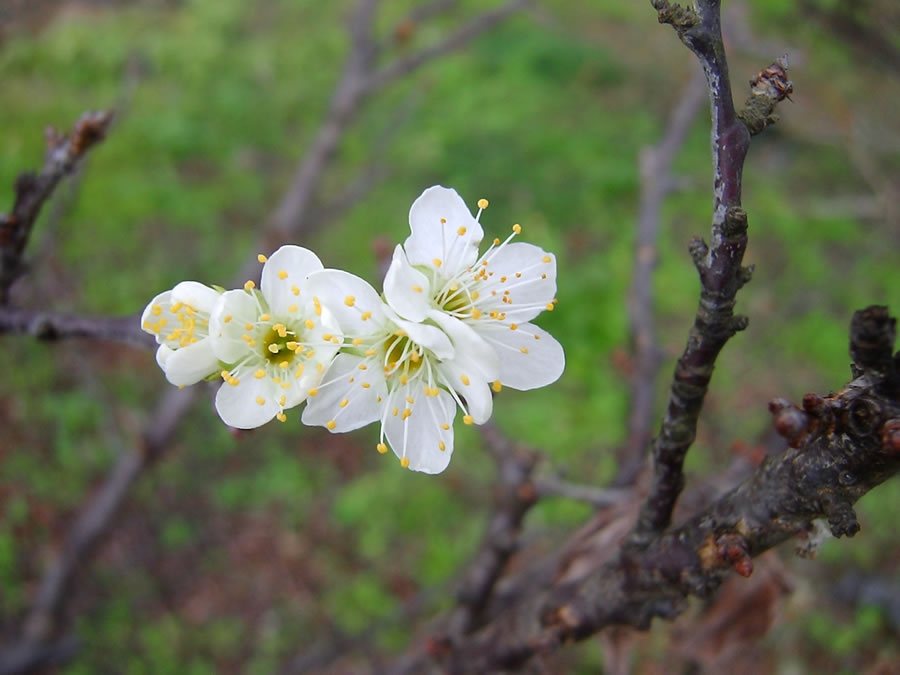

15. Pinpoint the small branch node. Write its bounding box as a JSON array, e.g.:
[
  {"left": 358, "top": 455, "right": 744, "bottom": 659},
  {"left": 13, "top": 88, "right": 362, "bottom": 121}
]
[
  {"left": 769, "top": 398, "right": 811, "bottom": 448},
  {"left": 729, "top": 314, "right": 749, "bottom": 335},
  {"left": 688, "top": 236, "right": 709, "bottom": 271},
  {"left": 721, "top": 206, "right": 748, "bottom": 238},
  {"left": 715, "top": 533, "right": 754, "bottom": 578},
  {"left": 738, "top": 55, "right": 792, "bottom": 136},
  {"left": 736, "top": 263, "right": 755, "bottom": 288}
]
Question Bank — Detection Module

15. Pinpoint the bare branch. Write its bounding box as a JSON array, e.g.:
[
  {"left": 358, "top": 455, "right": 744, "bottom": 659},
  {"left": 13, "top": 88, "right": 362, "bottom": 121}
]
[
  {"left": 0, "top": 111, "right": 113, "bottom": 304},
  {"left": 430, "top": 306, "right": 900, "bottom": 672},
  {"left": 535, "top": 476, "right": 632, "bottom": 508},
  {"left": 0, "top": 308, "right": 153, "bottom": 349},
  {"left": 632, "top": 0, "right": 790, "bottom": 543},
  {"left": 366, "top": 0, "right": 531, "bottom": 93},
  {"left": 617, "top": 67, "right": 707, "bottom": 485}
]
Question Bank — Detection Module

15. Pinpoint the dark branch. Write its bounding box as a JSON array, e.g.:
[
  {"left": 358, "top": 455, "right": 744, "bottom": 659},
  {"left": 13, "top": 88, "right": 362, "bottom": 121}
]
[
  {"left": 0, "top": 308, "right": 153, "bottom": 349},
  {"left": 0, "top": 111, "right": 113, "bottom": 304},
  {"left": 432, "top": 306, "right": 900, "bottom": 672},
  {"left": 631, "top": 0, "right": 789, "bottom": 543}
]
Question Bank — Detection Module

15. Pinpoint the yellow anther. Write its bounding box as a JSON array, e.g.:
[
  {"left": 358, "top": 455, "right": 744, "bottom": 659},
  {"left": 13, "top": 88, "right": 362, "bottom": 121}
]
[
  {"left": 441, "top": 423, "right": 450, "bottom": 430},
  {"left": 440, "top": 218, "right": 447, "bottom": 224},
  {"left": 288, "top": 304, "right": 298, "bottom": 313},
  {"left": 401, "top": 457, "right": 411, "bottom": 468},
  {"left": 278, "top": 269, "right": 288, "bottom": 280},
  {"left": 305, "top": 319, "right": 315, "bottom": 330},
  {"left": 377, "top": 396, "right": 383, "bottom": 403},
  {"left": 220, "top": 370, "right": 230, "bottom": 380},
  {"left": 313, "top": 296, "right": 322, "bottom": 316},
  {"left": 295, "top": 364, "right": 304, "bottom": 378},
  {"left": 245, "top": 322, "right": 253, "bottom": 330},
  {"left": 291, "top": 285, "right": 300, "bottom": 296},
  {"left": 492, "top": 380, "right": 502, "bottom": 392},
  {"left": 471, "top": 308, "right": 482, "bottom": 319},
  {"left": 439, "top": 441, "right": 446, "bottom": 451},
  {"left": 477, "top": 198, "right": 488, "bottom": 209},
  {"left": 260, "top": 313, "right": 271, "bottom": 321},
  {"left": 361, "top": 382, "right": 370, "bottom": 389},
  {"left": 223, "top": 315, "right": 233, "bottom": 323},
  {"left": 501, "top": 276, "right": 507, "bottom": 283},
  {"left": 546, "top": 303, "right": 554, "bottom": 311},
  {"left": 393, "top": 407, "right": 399, "bottom": 416},
  {"left": 541, "top": 273, "right": 547, "bottom": 279},
  {"left": 433, "top": 258, "right": 442, "bottom": 267},
  {"left": 510, "top": 323, "right": 518, "bottom": 330},
  {"left": 542, "top": 255, "right": 552, "bottom": 263},
  {"left": 326, "top": 420, "right": 337, "bottom": 430},
  {"left": 279, "top": 395, "right": 286, "bottom": 406},
  {"left": 401, "top": 409, "right": 412, "bottom": 420},
  {"left": 170, "top": 302, "right": 183, "bottom": 313},
  {"left": 308, "top": 388, "right": 318, "bottom": 396},
  {"left": 461, "top": 375, "right": 470, "bottom": 386},
  {"left": 405, "top": 396, "right": 414, "bottom": 404},
  {"left": 322, "top": 333, "right": 333, "bottom": 341},
  {"left": 512, "top": 224, "right": 521, "bottom": 234},
  {"left": 268, "top": 344, "right": 280, "bottom": 354},
  {"left": 377, "top": 443, "right": 388, "bottom": 454},
  {"left": 365, "top": 349, "right": 376, "bottom": 356},
  {"left": 244, "top": 280, "right": 256, "bottom": 290},
  {"left": 256, "top": 396, "right": 266, "bottom": 406},
  {"left": 340, "top": 398, "right": 349, "bottom": 408},
  {"left": 257, "top": 253, "right": 267, "bottom": 263},
  {"left": 352, "top": 337, "right": 364, "bottom": 346},
  {"left": 142, "top": 320, "right": 152, "bottom": 330},
  {"left": 361, "top": 311, "right": 372, "bottom": 321},
  {"left": 534, "top": 334, "right": 541, "bottom": 340},
  {"left": 520, "top": 346, "right": 529, "bottom": 354},
  {"left": 412, "top": 285, "right": 423, "bottom": 293},
  {"left": 482, "top": 260, "right": 489, "bottom": 266},
  {"left": 286, "top": 341, "right": 298, "bottom": 350},
  {"left": 395, "top": 330, "right": 407, "bottom": 337},
  {"left": 281, "top": 382, "right": 291, "bottom": 389},
  {"left": 317, "top": 363, "right": 324, "bottom": 373},
  {"left": 515, "top": 272, "right": 522, "bottom": 278},
  {"left": 276, "top": 412, "right": 287, "bottom": 423},
  {"left": 457, "top": 226, "right": 467, "bottom": 236},
  {"left": 279, "top": 361, "right": 289, "bottom": 369},
  {"left": 463, "top": 415, "right": 474, "bottom": 425},
  {"left": 471, "top": 291, "right": 479, "bottom": 300},
  {"left": 493, "top": 237, "right": 500, "bottom": 246},
  {"left": 254, "top": 369, "right": 266, "bottom": 379},
  {"left": 151, "top": 304, "right": 162, "bottom": 316},
  {"left": 410, "top": 351, "right": 419, "bottom": 362}
]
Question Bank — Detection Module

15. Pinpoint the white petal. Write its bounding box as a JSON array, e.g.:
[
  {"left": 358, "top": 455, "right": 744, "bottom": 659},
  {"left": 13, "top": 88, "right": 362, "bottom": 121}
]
[
  {"left": 435, "top": 359, "right": 493, "bottom": 424},
  {"left": 405, "top": 186, "right": 483, "bottom": 272},
  {"left": 427, "top": 310, "right": 499, "bottom": 381},
  {"left": 162, "top": 339, "right": 220, "bottom": 386},
  {"left": 383, "top": 245, "right": 432, "bottom": 323},
  {"left": 301, "top": 353, "right": 386, "bottom": 432},
  {"left": 209, "top": 290, "right": 262, "bottom": 364},
  {"left": 261, "top": 245, "right": 323, "bottom": 316},
  {"left": 304, "top": 269, "right": 387, "bottom": 336},
  {"left": 171, "top": 281, "right": 220, "bottom": 315},
  {"left": 382, "top": 386, "right": 455, "bottom": 474},
  {"left": 141, "top": 290, "right": 173, "bottom": 343},
  {"left": 156, "top": 344, "right": 174, "bottom": 369},
  {"left": 383, "top": 305, "right": 454, "bottom": 360},
  {"left": 479, "top": 322, "right": 565, "bottom": 390},
  {"left": 475, "top": 243, "right": 557, "bottom": 323},
  {"left": 215, "top": 376, "right": 281, "bottom": 429}
]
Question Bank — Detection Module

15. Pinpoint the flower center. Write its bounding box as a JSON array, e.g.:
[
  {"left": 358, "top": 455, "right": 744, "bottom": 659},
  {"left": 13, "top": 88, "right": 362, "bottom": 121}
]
[
  {"left": 262, "top": 324, "right": 299, "bottom": 365},
  {"left": 385, "top": 334, "right": 423, "bottom": 375}
]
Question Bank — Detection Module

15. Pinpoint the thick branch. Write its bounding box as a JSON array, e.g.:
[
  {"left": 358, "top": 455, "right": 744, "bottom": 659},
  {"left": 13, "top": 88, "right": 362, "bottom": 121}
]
[
  {"left": 433, "top": 306, "right": 900, "bottom": 672},
  {"left": 0, "top": 308, "right": 153, "bottom": 349},
  {"left": 0, "top": 111, "right": 113, "bottom": 304},
  {"left": 632, "top": 0, "right": 789, "bottom": 542}
]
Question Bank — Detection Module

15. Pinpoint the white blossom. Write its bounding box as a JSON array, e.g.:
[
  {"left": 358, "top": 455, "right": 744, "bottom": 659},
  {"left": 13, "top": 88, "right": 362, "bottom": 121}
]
[
  {"left": 141, "top": 281, "right": 221, "bottom": 386},
  {"left": 207, "top": 246, "right": 341, "bottom": 429},
  {"left": 385, "top": 185, "right": 565, "bottom": 393},
  {"left": 301, "top": 269, "right": 497, "bottom": 474}
]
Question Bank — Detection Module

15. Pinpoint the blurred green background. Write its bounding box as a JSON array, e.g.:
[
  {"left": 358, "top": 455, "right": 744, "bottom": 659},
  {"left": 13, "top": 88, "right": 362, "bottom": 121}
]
[{"left": 1, "top": 0, "right": 898, "bottom": 672}]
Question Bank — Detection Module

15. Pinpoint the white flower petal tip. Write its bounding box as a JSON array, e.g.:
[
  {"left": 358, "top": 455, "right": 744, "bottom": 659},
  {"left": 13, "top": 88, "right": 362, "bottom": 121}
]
[{"left": 405, "top": 186, "right": 484, "bottom": 272}]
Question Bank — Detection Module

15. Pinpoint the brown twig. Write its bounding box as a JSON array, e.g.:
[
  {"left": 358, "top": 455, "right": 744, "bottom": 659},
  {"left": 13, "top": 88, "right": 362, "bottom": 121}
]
[
  {"left": 630, "top": 0, "right": 787, "bottom": 544},
  {"left": 0, "top": 111, "right": 113, "bottom": 305},
  {"left": 0, "top": 308, "right": 153, "bottom": 349},
  {"left": 422, "top": 306, "right": 900, "bottom": 672},
  {"left": 616, "top": 67, "right": 707, "bottom": 486}
]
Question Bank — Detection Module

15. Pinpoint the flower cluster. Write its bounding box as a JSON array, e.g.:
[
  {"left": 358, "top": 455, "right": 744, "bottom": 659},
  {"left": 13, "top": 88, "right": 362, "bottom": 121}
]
[{"left": 141, "top": 186, "right": 564, "bottom": 473}]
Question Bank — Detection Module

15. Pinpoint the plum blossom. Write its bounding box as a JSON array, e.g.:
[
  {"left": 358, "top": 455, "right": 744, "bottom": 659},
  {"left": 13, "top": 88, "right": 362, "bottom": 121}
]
[
  {"left": 384, "top": 185, "right": 564, "bottom": 393},
  {"left": 301, "top": 269, "right": 498, "bottom": 474},
  {"left": 207, "top": 246, "right": 341, "bottom": 429},
  {"left": 141, "top": 281, "right": 221, "bottom": 386}
]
